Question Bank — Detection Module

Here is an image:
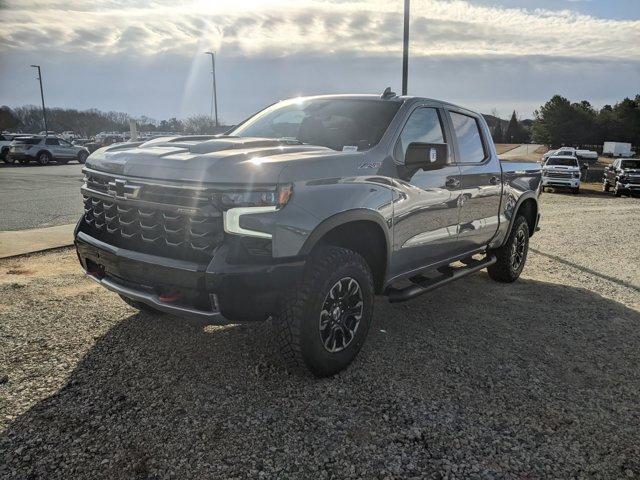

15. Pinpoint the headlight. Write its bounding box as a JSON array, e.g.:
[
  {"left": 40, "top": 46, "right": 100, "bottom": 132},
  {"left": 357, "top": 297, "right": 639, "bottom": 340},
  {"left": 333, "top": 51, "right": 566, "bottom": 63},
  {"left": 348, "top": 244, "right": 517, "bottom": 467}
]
[{"left": 219, "top": 183, "right": 293, "bottom": 210}]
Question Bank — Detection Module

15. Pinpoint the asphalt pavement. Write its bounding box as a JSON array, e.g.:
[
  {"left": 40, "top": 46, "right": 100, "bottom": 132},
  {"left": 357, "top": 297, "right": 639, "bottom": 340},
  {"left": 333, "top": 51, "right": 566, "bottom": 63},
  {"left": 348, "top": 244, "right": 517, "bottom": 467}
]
[{"left": 0, "top": 163, "right": 85, "bottom": 231}]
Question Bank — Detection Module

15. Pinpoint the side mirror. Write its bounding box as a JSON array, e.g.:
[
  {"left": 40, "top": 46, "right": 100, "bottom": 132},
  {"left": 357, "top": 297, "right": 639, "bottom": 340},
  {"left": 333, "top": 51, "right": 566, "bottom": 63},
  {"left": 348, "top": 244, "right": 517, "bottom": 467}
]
[{"left": 404, "top": 142, "right": 449, "bottom": 171}]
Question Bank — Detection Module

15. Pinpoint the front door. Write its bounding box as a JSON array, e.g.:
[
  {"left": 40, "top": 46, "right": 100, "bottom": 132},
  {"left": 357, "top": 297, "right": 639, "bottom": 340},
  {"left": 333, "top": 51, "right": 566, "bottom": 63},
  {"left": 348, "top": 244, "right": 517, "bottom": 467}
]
[
  {"left": 447, "top": 110, "right": 502, "bottom": 251},
  {"left": 391, "top": 106, "right": 462, "bottom": 277}
]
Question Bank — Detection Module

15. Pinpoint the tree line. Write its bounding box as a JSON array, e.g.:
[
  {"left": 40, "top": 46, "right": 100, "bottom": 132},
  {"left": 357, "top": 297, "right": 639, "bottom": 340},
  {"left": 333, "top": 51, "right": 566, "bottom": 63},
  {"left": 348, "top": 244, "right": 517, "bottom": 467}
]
[
  {"left": 0, "top": 105, "right": 227, "bottom": 137},
  {"left": 531, "top": 94, "right": 640, "bottom": 149}
]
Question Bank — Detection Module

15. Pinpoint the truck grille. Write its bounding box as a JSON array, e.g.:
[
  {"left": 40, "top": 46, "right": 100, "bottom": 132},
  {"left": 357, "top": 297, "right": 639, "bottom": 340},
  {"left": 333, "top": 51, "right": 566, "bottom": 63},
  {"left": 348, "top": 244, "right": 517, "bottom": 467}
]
[
  {"left": 546, "top": 171, "right": 572, "bottom": 179},
  {"left": 82, "top": 194, "right": 223, "bottom": 262}
]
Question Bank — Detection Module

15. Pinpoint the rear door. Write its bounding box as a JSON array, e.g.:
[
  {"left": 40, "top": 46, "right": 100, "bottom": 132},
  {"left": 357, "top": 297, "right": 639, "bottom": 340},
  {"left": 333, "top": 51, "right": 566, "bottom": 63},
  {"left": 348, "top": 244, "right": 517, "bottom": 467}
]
[
  {"left": 45, "top": 138, "right": 62, "bottom": 158},
  {"left": 58, "top": 139, "right": 76, "bottom": 158},
  {"left": 446, "top": 109, "right": 502, "bottom": 251},
  {"left": 390, "top": 105, "right": 463, "bottom": 275}
]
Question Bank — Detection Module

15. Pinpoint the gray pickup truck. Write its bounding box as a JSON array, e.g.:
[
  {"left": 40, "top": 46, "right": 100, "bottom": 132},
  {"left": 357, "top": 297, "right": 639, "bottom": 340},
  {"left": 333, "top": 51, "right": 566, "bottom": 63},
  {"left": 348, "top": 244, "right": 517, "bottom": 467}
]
[{"left": 75, "top": 91, "right": 541, "bottom": 376}]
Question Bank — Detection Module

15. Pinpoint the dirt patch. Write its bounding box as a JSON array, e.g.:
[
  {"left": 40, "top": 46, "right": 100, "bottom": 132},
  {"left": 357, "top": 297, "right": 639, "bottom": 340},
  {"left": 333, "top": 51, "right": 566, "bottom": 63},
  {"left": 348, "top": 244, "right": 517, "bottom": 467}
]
[
  {"left": 0, "top": 248, "right": 80, "bottom": 284},
  {"left": 494, "top": 143, "right": 520, "bottom": 155}
]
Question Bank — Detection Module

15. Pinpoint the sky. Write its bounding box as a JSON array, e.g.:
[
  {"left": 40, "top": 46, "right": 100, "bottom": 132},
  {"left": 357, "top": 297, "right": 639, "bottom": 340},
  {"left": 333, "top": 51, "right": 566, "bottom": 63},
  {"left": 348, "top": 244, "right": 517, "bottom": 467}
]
[{"left": 0, "top": 0, "right": 638, "bottom": 124}]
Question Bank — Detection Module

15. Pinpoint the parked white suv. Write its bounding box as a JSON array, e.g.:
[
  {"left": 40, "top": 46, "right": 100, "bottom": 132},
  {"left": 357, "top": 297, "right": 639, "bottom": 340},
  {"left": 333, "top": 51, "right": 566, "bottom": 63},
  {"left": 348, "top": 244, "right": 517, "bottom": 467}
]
[
  {"left": 542, "top": 154, "right": 582, "bottom": 193},
  {"left": 8, "top": 136, "right": 90, "bottom": 165}
]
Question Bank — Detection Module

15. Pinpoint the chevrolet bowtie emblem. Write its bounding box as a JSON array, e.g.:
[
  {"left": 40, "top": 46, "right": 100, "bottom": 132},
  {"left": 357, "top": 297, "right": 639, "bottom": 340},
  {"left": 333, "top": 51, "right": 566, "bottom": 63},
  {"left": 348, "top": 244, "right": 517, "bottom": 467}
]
[{"left": 107, "top": 179, "right": 142, "bottom": 200}]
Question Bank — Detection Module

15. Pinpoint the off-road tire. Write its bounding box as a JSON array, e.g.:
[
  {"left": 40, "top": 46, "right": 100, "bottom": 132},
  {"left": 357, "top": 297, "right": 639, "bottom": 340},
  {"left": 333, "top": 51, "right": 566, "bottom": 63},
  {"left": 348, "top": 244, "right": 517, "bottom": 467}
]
[
  {"left": 274, "top": 246, "right": 374, "bottom": 377},
  {"left": 613, "top": 184, "right": 622, "bottom": 197},
  {"left": 119, "top": 294, "right": 161, "bottom": 314},
  {"left": 572, "top": 187, "right": 580, "bottom": 194},
  {"left": 3, "top": 154, "right": 16, "bottom": 164},
  {"left": 77, "top": 151, "right": 88, "bottom": 164},
  {"left": 37, "top": 151, "right": 52, "bottom": 166},
  {"left": 487, "top": 215, "right": 530, "bottom": 283}
]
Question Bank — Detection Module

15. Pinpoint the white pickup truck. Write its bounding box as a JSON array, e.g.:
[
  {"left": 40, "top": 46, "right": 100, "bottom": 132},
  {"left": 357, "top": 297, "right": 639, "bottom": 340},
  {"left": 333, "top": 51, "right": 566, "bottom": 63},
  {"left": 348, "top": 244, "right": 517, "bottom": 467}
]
[{"left": 542, "top": 154, "right": 582, "bottom": 193}]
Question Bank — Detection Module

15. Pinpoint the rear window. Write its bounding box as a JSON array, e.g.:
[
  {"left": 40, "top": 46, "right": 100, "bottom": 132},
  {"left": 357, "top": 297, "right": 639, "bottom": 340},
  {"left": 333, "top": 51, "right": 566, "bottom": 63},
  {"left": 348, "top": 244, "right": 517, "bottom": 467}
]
[
  {"left": 450, "top": 112, "right": 486, "bottom": 163},
  {"left": 15, "top": 138, "right": 41, "bottom": 145}
]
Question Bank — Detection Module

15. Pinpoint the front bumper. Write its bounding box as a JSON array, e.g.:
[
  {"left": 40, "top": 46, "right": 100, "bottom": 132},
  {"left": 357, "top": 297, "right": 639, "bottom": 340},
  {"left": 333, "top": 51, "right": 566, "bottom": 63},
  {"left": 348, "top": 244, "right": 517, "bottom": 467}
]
[
  {"left": 619, "top": 181, "right": 640, "bottom": 192},
  {"left": 542, "top": 177, "right": 580, "bottom": 188},
  {"left": 75, "top": 230, "right": 305, "bottom": 324}
]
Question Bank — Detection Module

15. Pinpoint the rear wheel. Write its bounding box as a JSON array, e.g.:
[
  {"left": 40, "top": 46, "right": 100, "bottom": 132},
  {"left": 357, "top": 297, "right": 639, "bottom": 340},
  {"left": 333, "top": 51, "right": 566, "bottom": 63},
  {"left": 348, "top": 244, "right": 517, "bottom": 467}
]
[
  {"left": 488, "top": 215, "right": 530, "bottom": 283},
  {"left": 37, "top": 151, "right": 52, "bottom": 166},
  {"left": 274, "top": 246, "right": 374, "bottom": 377},
  {"left": 3, "top": 154, "right": 16, "bottom": 164}
]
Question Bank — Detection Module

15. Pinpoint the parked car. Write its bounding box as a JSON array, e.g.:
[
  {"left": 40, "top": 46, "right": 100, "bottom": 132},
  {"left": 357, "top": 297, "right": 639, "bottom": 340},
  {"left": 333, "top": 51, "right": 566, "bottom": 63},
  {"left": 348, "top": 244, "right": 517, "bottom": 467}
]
[
  {"left": 75, "top": 92, "right": 542, "bottom": 376},
  {"left": 0, "top": 133, "right": 19, "bottom": 162},
  {"left": 8, "top": 136, "right": 90, "bottom": 165},
  {"left": 576, "top": 149, "right": 599, "bottom": 162},
  {"left": 38, "top": 130, "right": 57, "bottom": 137},
  {"left": 603, "top": 158, "right": 640, "bottom": 197},
  {"left": 541, "top": 154, "right": 582, "bottom": 193}
]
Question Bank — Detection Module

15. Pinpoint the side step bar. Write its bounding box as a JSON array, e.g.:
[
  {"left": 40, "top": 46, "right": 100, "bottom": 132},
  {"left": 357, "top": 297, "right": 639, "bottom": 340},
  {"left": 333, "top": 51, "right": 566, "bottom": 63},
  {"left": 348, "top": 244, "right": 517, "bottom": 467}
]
[{"left": 386, "top": 255, "right": 497, "bottom": 303}]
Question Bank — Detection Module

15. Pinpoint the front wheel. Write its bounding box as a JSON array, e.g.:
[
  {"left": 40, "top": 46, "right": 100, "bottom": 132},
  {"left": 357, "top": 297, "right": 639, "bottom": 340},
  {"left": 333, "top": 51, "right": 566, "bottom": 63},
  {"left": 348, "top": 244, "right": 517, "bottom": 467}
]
[
  {"left": 572, "top": 187, "right": 580, "bottom": 194},
  {"left": 613, "top": 184, "right": 622, "bottom": 197},
  {"left": 274, "top": 246, "right": 374, "bottom": 377},
  {"left": 487, "top": 215, "right": 530, "bottom": 283}
]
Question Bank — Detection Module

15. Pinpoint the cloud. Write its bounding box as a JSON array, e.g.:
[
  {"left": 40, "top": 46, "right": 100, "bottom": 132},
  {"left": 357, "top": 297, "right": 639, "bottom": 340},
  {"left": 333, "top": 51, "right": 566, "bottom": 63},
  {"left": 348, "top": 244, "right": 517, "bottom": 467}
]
[{"left": 0, "top": 0, "right": 638, "bottom": 61}]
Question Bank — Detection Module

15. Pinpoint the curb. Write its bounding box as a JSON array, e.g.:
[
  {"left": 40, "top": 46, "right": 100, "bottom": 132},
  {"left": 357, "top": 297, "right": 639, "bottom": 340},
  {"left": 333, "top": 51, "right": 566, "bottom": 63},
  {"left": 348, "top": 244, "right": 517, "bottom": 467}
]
[{"left": 0, "top": 224, "right": 76, "bottom": 259}]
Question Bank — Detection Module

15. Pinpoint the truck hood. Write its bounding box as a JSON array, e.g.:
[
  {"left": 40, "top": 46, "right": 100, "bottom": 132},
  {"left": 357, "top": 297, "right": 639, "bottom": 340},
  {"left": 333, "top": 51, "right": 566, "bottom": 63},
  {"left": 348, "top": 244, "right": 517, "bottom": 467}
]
[{"left": 85, "top": 136, "right": 356, "bottom": 184}]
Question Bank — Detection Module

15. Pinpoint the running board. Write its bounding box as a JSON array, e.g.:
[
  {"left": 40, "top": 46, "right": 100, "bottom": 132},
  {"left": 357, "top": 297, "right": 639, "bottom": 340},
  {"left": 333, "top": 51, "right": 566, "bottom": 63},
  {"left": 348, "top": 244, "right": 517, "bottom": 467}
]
[{"left": 385, "top": 255, "right": 497, "bottom": 303}]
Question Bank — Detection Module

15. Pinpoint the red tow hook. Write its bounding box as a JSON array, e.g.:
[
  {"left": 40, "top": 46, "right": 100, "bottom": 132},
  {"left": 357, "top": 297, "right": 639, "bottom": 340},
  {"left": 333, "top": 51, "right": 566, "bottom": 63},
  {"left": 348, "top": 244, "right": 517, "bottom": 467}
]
[{"left": 159, "top": 291, "right": 183, "bottom": 303}]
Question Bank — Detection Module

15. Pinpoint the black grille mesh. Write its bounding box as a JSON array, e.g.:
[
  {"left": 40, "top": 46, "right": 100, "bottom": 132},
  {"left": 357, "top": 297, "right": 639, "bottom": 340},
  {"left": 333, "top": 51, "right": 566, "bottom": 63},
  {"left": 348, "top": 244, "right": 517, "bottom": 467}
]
[{"left": 83, "top": 195, "right": 223, "bottom": 260}]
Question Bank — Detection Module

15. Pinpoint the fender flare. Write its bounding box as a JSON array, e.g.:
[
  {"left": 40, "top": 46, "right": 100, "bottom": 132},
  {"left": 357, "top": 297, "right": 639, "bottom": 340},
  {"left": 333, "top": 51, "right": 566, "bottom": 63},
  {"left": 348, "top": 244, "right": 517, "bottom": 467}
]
[
  {"left": 501, "top": 192, "right": 539, "bottom": 247},
  {"left": 300, "top": 208, "right": 392, "bottom": 256}
]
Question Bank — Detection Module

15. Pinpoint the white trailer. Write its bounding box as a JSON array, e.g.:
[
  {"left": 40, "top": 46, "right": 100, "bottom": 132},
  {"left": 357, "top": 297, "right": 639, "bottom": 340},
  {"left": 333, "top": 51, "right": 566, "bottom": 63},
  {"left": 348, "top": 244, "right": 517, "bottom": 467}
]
[{"left": 603, "top": 142, "right": 632, "bottom": 157}]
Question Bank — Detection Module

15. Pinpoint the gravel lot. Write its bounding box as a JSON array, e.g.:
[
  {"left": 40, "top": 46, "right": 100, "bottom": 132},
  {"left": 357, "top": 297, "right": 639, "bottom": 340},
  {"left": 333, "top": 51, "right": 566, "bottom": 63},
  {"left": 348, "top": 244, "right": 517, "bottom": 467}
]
[{"left": 1, "top": 192, "right": 639, "bottom": 479}]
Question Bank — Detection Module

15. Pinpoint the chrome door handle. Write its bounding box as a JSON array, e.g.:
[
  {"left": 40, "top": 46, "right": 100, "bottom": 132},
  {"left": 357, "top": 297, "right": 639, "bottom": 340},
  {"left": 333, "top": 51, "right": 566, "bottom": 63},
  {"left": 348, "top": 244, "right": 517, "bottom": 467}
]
[{"left": 445, "top": 177, "right": 460, "bottom": 189}]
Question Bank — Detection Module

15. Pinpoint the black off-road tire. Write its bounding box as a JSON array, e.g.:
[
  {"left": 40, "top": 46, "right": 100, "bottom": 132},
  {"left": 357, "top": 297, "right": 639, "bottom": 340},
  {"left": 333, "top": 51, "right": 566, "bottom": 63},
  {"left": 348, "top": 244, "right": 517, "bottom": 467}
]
[
  {"left": 37, "top": 151, "right": 52, "bottom": 166},
  {"left": 613, "top": 184, "right": 622, "bottom": 197},
  {"left": 77, "top": 151, "right": 88, "bottom": 164},
  {"left": 487, "top": 215, "right": 530, "bottom": 283},
  {"left": 572, "top": 187, "right": 580, "bottom": 194},
  {"left": 119, "top": 294, "right": 161, "bottom": 314},
  {"left": 274, "top": 246, "right": 374, "bottom": 377}
]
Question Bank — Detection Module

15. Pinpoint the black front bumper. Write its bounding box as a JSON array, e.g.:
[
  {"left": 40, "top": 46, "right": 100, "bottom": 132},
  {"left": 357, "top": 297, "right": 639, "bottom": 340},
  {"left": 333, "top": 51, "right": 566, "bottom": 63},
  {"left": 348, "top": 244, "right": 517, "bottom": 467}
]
[{"left": 75, "top": 231, "right": 305, "bottom": 323}]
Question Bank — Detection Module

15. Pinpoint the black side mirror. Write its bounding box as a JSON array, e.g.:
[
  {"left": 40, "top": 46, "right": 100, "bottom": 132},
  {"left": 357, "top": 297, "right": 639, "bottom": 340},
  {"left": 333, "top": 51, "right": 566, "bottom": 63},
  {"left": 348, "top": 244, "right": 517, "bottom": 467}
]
[{"left": 404, "top": 142, "right": 449, "bottom": 171}]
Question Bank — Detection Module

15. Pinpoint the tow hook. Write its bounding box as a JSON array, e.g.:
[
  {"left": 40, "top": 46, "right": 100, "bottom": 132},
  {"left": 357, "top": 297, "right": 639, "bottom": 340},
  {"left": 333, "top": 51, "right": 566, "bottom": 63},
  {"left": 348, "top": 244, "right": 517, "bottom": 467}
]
[{"left": 159, "top": 291, "right": 183, "bottom": 303}]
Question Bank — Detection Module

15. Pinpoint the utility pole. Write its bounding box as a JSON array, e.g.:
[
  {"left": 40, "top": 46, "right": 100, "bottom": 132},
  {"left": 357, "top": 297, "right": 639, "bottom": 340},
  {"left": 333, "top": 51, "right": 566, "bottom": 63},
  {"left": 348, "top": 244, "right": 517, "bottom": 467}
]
[
  {"left": 30, "top": 65, "right": 48, "bottom": 136},
  {"left": 204, "top": 52, "right": 219, "bottom": 127},
  {"left": 402, "top": 0, "right": 410, "bottom": 95}
]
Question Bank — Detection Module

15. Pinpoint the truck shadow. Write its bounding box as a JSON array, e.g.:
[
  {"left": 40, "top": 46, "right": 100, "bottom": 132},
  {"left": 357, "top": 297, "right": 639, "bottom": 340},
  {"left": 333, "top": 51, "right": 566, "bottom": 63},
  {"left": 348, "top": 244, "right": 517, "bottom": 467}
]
[{"left": 2, "top": 276, "right": 640, "bottom": 479}]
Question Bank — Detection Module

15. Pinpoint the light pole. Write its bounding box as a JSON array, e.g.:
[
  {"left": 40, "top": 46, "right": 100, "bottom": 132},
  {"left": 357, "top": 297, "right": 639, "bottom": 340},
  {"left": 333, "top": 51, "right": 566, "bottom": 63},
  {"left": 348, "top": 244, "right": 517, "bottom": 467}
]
[
  {"left": 402, "top": 0, "right": 410, "bottom": 95},
  {"left": 204, "top": 52, "right": 219, "bottom": 127},
  {"left": 30, "top": 64, "right": 48, "bottom": 136}
]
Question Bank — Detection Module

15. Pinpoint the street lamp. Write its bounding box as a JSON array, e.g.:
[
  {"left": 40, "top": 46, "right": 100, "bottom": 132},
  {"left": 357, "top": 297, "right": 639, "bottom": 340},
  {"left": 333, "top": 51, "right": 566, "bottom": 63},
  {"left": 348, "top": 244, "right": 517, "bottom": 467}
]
[
  {"left": 30, "top": 64, "right": 48, "bottom": 136},
  {"left": 402, "top": 0, "right": 410, "bottom": 95},
  {"left": 204, "top": 52, "right": 219, "bottom": 127}
]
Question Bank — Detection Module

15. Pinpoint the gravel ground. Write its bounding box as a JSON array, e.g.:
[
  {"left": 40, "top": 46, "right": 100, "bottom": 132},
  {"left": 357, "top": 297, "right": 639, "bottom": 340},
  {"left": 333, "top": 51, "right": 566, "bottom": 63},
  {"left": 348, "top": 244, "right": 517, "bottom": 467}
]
[{"left": 1, "top": 192, "right": 639, "bottom": 479}]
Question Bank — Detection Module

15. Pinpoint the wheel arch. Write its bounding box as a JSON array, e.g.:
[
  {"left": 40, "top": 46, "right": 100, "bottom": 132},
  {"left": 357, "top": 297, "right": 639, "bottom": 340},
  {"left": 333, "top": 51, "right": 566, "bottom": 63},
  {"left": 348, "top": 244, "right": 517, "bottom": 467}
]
[
  {"left": 300, "top": 209, "right": 391, "bottom": 294},
  {"left": 509, "top": 195, "right": 538, "bottom": 241}
]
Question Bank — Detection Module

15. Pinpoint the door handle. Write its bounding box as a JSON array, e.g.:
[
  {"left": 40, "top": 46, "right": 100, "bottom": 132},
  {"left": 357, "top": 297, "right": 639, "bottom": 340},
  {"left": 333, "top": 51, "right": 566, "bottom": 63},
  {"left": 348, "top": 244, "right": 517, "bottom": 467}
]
[
  {"left": 489, "top": 176, "right": 500, "bottom": 185},
  {"left": 445, "top": 177, "right": 460, "bottom": 189}
]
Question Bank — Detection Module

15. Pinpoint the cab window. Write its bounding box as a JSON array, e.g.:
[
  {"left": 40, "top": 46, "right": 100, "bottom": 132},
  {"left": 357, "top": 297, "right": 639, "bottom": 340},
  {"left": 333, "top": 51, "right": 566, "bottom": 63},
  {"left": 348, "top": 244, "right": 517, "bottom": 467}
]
[
  {"left": 45, "top": 138, "right": 60, "bottom": 146},
  {"left": 450, "top": 112, "right": 486, "bottom": 163},
  {"left": 395, "top": 107, "right": 445, "bottom": 163}
]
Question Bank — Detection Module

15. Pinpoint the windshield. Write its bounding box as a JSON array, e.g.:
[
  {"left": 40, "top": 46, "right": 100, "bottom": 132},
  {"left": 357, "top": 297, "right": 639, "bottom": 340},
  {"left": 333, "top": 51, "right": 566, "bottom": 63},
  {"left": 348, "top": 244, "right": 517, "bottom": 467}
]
[
  {"left": 229, "top": 98, "right": 401, "bottom": 151},
  {"left": 621, "top": 160, "right": 640, "bottom": 169},
  {"left": 547, "top": 157, "right": 578, "bottom": 166}
]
